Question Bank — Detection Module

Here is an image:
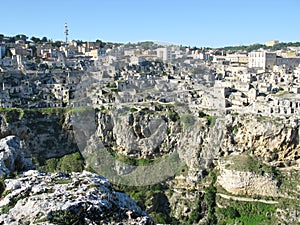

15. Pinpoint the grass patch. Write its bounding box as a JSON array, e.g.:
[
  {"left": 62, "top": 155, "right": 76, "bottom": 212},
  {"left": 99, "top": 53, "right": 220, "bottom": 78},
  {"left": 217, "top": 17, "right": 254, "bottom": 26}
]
[
  {"left": 108, "top": 150, "right": 159, "bottom": 166},
  {"left": 180, "top": 114, "right": 196, "bottom": 129},
  {"left": 54, "top": 179, "right": 72, "bottom": 185},
  {"left": 115, "top": 183, "right": 179, "bottom": 225},
  {"left": 217, "top": 200, "right": 277, "bottom": 225},
  {"left": 1, "top": 191, "right": 30, "bottom": 214},
  {"left": 38, "top": 152, "right": 84, "bottom": 173},
  {"left": 224, "top": 154, "right": 277, "bottom": 176},
  {"left": 277, "top": 170, "right": 300, "bottom": 198},
  {"left": 0, "top": 107, "right": 24, "bottom": 123}
]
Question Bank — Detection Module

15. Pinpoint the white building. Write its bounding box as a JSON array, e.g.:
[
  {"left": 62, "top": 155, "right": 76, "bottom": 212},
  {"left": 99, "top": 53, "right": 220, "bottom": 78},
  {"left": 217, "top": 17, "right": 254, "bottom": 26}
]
[
  {"left": 295, "top": 65, "right": 300, "bottom": 83},
  {"left": 156, "top": 47, "right": 172, "bottom": 62},
  {"left": 130, "top": 56, "right": 145, "bottom": 65},
  {"left": 248, "top": 50, "right": 277, "bottom": 70}
]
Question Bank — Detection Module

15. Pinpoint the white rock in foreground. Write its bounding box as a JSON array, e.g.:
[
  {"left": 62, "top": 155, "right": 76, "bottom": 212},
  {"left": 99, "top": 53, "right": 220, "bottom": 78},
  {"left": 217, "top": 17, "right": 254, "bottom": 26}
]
[
  {"left": 0, "top": 170, "right": 153, "bottom": 225},
  {"left": 0, "top": 136, "right": 22, "bottom": 176}
]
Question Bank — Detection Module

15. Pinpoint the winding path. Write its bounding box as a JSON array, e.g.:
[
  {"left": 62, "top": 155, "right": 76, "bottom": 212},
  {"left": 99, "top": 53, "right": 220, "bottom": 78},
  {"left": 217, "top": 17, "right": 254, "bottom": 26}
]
[{"left": 217, "top": 193, "right": 279, "bottom": 204}]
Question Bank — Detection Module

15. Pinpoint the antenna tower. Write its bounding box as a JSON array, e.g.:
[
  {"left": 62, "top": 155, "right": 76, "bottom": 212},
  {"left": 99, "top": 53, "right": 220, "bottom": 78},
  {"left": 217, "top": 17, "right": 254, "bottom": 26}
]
[{"left": 64, "top": 22, "right": 69, "bottom": 43}]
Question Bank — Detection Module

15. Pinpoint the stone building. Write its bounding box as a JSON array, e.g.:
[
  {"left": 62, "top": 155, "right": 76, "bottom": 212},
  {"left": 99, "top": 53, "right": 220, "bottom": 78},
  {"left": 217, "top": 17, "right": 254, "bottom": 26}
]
[{"left": 248, "top": 50, "right": 277, "bottom": 71}]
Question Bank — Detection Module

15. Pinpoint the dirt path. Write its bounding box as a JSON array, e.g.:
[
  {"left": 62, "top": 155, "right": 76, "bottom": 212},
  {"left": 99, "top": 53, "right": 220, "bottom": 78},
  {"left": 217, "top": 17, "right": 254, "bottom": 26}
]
[{"left": 217, "top": 193, "right": 279, "bottom": 204}]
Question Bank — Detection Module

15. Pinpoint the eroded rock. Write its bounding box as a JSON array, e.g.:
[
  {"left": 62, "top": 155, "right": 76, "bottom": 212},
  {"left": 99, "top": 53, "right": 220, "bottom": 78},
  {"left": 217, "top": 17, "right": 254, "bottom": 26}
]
[{"left": 0, "top": 170, "right": 153, "bottom": 225}]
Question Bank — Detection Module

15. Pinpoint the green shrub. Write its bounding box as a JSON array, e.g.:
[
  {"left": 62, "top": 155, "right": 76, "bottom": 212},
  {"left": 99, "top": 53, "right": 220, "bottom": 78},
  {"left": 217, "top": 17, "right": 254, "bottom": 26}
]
[
  {"left": 233, "top": 125, "right": 238, "bottom": 133},
  {"left": 180, "top": 114, "right": 196, "bottom": 129},
  {"left": 198, "top": 111, "right": 217, "bottom": 127},
  {"left": 205, "top": 184, "right": 217, "bottom": 224},
  {"left": 168, "top": 109, "right": 179, "bottom": 122},
  {"left": 219, "top": 206, "right": 240, "bottom": 219},
  {"left": 108, "top": 150, "right": 157, "bottom": 166},
  {"left": 198, "top": 111, "right": 208, "bottom": 118},
  {"left": 187, "top": 196, "right": 203, "bottom": 225},
  {"left": 130, "top": 107, "right": 138, "bottom": 112},
  {"left": 206, "top": 116, "right": 217, "bottom": 127},
  {"left": 217, "top": 200, "right": 276, "bottom": 225},
  {"left": 49, "top": 210, "right": 83, "bottom": 225},
  {"left": 224, "top": 154, "right": 278, "bottom": 176},
  {"left": 38, "top": 152, "right": 84, "bottom": 173},
  {"left": 154, "top": 104, "right": 164, "bottom": 111}
]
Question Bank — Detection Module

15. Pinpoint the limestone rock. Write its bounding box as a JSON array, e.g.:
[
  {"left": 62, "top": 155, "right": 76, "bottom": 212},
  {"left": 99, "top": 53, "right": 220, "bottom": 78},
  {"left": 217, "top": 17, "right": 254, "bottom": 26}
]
[
  {"left": 0, "top": 170, "right": 153, "bottom": 225},
  {"left": 217, "top": 157, "right": 280, "bottom": 197},
  {"left": 0, "top": 136, "right": 30, "bottom": 176}
]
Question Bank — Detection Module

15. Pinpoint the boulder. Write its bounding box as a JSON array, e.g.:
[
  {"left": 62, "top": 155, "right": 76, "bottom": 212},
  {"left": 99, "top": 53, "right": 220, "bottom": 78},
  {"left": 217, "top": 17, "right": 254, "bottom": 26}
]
[
  {"left": 0, "top": 136, "right": 23, "bottom": 176},
  {"left": 0, "top": 170, "right": 154, "bottom": 225}
]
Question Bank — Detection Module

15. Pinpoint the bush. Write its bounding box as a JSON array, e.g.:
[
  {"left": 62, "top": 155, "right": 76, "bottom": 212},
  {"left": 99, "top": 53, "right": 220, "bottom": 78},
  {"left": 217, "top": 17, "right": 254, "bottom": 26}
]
[
  {"left": 180, "top": 114, "right": 196, "bottom": 128},
  {"left": 130, "top": 107, "right": 138, "bottom": 112},
  {"left": 220, "top": 206, "right": 240, "bottom": 219},
  {"left": 217, "top": 200, "right": 277, "bottom": 225},
  {"left": 205, "top": 184, "right": 217, "bottom": 224},
  {"left": 198, "top": 111, "right": 217, "bottom": 127},
  {"left": 168, "top": 109, "right": 179, "bottom": 122},
  {"left": 198, "top": 111, "right": 208, "bottom": 118},
  {"left": 187, "top": 196, "right": 203, "bottom": 224},
  {"left": 154, "top": 104, "right": 164, "bottom": 111},
  {"left": 206, "top": 116, "right": 217, "bottom": 127},
  {"left": 38, "top": 152, "right": 84, "bottom": 173},
  {"left": 49, "top": 210, "right": 83, "bottom": 225}
]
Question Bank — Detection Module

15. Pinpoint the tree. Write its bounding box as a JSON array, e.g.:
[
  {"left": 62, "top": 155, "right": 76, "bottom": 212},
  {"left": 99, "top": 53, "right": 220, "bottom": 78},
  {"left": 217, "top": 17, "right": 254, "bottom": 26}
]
[
  {"left": 96, "top": 39, "right": 105, "bottom": 48},
  {"left": 28, "top": 46, "right": 37, "bottom": 57},
  {"left": 52, "top": 41, "right": 62, "bottom": 48},
  {"left": 30, "top": 36, "right": 41, "bottom": 43},
  {"left": 14, "top": 34, "right": 27, "bottom": 41},
  {"left": 41, "top": 37, "right": 48, "bottom": 43}
]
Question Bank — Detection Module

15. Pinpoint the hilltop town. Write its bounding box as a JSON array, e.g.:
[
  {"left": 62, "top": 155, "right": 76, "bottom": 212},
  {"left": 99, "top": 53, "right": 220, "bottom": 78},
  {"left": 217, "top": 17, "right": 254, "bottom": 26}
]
[
  {"left": 1, "top": 33, "right": 300, "bottom": 224},
  {"left": 0, "top": 34, "right": 300, "bottom": 119}
]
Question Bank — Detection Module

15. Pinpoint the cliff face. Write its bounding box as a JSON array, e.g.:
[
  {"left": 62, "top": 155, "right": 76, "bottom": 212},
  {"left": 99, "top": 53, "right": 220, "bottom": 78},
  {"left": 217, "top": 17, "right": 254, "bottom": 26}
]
[
  {"left": 0, "top": 107, "right": 300, "bottom": 224},
  {"left": 92, "top": 108, "right": 300, "bottom": 181},
  {"left": 217, "top": 155, "right": 280, "bottom": 197},
  {"left": 88, "top": 107, "right": 300, "bottom": 223},
  {"left": 1, "top": 108, "right": 298, "bottom": 179},
  {"left": 0, "top": 109, "right": 77, "bottom": 169}
]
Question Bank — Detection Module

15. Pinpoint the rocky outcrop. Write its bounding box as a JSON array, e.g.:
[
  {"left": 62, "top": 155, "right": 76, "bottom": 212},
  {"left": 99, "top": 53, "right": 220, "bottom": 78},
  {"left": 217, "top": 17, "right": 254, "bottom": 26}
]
[
  {"left": 0, "top": 110, "right": 77, "bottom": 164},
  {"left": 0, "top": 170, "right": 153, "bottom": 225},
  {"left": 95, "top": 109, "right": 177, "bottom": 158},
  {"left": 0, "top": 136, "right": 30, "bottom": 176},
  {"left": 1, "top": 108, "right": 300, "bottom": 224},
  {"left": 217, "top": 157, "right": 280, "bottom": 196},
  {"left": 232, "top": 116, "right": 300, "bottom": 166},
  {"left": 93, "top": 110, "right": 300, "bottom": 182}
]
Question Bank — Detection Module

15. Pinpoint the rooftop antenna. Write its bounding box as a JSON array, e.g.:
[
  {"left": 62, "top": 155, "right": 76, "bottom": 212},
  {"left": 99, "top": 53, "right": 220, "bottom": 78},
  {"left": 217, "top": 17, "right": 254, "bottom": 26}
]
[{"left": 64, "top": 22, "right": 69, "bottom": 44}]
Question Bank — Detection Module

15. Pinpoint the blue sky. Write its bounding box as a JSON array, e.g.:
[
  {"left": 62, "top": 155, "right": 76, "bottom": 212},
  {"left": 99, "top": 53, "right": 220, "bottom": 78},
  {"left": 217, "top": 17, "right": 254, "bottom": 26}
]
[{"left": 1, "top": 0, "right": 299, "bottom": 47}]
